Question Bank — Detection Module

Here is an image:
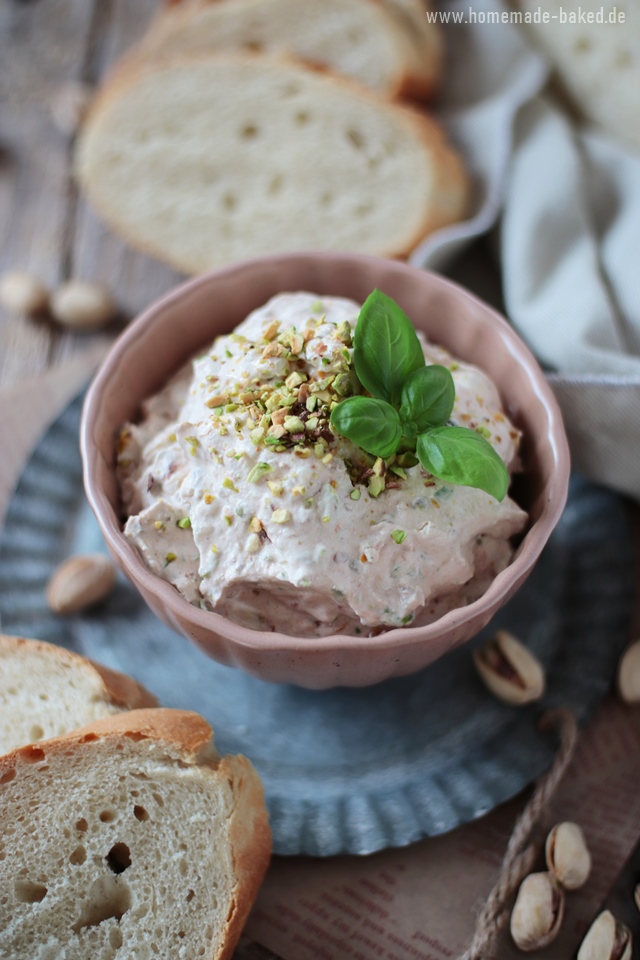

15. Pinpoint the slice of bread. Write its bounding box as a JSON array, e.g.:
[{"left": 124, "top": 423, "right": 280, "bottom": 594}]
[
  {"left": 0, "top": 635, "right": 157, "bottom": 755},
  {"left": 75, "top": 54, "right": 468, "bottom": 274},
  {"left": 0, "top": 708, "right": 271, "bottom": 960},
  {"left": 139, "top": 0, "right": 441, "bottom": 100}
]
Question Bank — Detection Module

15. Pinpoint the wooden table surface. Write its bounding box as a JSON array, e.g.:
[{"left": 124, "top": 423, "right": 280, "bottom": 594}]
[{"left": 0, "top": 0, "right": 185, "bottom": 390}]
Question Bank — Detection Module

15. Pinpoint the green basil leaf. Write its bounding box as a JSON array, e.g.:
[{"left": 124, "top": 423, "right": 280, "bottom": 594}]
[
  {"left": 353, "top": 289, "right": 425, "bottom": 406},
  {"left": 330, "top": 397, "right": 402, "bottom": 459},
  {"left": 399, "top": 365, "right": 455, "bottom": 432},
  {"left": 416, "top": 426, "right": 509, "bottom": 501}
]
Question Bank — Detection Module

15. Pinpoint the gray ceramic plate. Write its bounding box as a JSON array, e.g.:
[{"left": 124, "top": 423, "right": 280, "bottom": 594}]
[{"left": 0, "top": 395, "right": 634, "bottom": 856}]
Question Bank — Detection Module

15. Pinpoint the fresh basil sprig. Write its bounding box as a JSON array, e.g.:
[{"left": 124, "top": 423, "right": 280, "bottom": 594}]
[{"left": 330, "top": 290, "right": 509, "bottom": 501}]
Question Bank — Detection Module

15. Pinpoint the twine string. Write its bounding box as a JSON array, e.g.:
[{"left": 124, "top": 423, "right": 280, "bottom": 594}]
[{"left": 458, "top": 708, "right": 579, "bottom": 960}]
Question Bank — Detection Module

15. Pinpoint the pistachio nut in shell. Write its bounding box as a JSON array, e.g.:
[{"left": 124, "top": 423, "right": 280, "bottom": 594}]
[
  {"left": 616, "top": 639, "right": 640, "bottom": 705},
  {"left": 510, "top": 872, "right": 564, "bottom": 952},
  {"left": 473, "top": 630, "right": 545, "bottom": 706},
  {"left": 46, "top": 554, "right": 116, "bottom": 615},
  {"left": 545, "top": 821, "right": 592, "bottom": 890},
  {"left": 577, "top": 910, "right": 632, "bottom": 960}
]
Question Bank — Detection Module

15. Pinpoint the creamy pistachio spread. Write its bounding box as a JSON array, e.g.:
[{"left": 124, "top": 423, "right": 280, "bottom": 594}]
[{"left": 118, "top": 293, "right": 527, "bottom": 637}]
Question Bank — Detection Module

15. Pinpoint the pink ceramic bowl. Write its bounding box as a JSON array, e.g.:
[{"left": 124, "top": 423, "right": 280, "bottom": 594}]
[{"left": 81, "top": 253, "right": 570, "bottom": 689}]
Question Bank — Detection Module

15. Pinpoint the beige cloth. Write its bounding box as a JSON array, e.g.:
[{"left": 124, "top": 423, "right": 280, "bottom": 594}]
[
  {"left": 410, "top": 0, "right": 640, "bottom": 501},
  {"left": 503, "top": 96, "right": 640, "bottom": 500}
]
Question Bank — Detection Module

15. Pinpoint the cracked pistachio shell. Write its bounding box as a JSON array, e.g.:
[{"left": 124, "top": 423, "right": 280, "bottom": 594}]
[
  {"left": 510, "top": 872, "right": 565, "bottom": 952},
  {"left": 616, "top": 639, "right": 640, "bottom": 705},
  {"left": 545, "top": 821, "right": 592, "bottom": 890},
  {"left": 577, "top": 910, "right": 632, "bottom": 960},
  {"left": 473, "top": 630, "right": 545, "bottom": 706}
]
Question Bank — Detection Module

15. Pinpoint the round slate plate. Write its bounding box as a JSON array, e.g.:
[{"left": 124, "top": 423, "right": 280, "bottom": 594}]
[{"left": 0, "top": 395, "right": 634, "bottom": 856}]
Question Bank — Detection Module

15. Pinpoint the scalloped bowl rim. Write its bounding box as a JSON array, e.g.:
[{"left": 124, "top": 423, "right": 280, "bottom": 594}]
[{"left": 81, "top": 253, "right": 570, "bottom": 656}]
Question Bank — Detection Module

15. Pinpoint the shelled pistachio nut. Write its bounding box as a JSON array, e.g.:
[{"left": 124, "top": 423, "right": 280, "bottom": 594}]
[
  {"left": 510, "top": 872, "right": 564, "bottom": 952},
  {"left": 0, "top": 270, "right": 49, "bottom": 316},
  {"left": 50, "top": 281, "right": 117, "bottom": 330},
  {"left": 47, "top": 554, "right": 117, "bottom": 615},
  {"left": 616, "top": 639, "right": 640, "bottom": 704},
  {"left": 473, "top": 630, "right": 545, "bottom": 706},
  {"left": 545, "top": 821, "right": 592, "bottom": 890},
  {"left": 577, "top": 910, "right": 632, "bottom": 960}
]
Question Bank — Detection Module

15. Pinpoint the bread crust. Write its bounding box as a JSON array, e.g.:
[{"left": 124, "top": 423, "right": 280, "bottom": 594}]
[
  {"left": 76, "top": 53, "right": 468, "bottom": 273},
  {"left": 0, "top": 633, "right": 158, "bottom": 711},
  {"left": 0, "top": 707, "right": 272, "bottom": 960},
  {"left": 140, "top": 0, "right": 440, "bottom": 101},
  {"left": 215, "top": 755, "right": 273, "bottom": 960}
]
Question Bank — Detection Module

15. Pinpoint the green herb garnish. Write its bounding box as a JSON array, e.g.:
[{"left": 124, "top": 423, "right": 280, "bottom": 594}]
[{"left": 330, "top": 290, "right": 509, "bottom": 501}]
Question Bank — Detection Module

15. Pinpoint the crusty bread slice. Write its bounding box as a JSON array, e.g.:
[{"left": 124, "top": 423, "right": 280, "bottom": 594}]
[
  {"left": 0, "top": 708, "right": 271, "bottom": 960},
  {"left": 139, "top": 0, "right": 441, "bottom": 100},
  {"left": 75, "top": 54, "right": 467, "bottom": 274},
  {"left": 0, "top": 634, "right": 157, "bottom": 755}
]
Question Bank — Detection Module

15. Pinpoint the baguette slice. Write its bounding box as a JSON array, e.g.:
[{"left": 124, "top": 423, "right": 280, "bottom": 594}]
[
  {"left": 0, "top": 634, "right": 157, "bottom": 755},
  {"left": 0, "top": 708, "right": 271, "bottom": 960},
  {"left": 75, "top": 54, "right": 467, "bottom": 275},
  {"left": 140, "top": 0, "right": 441, "bottom": 100}
]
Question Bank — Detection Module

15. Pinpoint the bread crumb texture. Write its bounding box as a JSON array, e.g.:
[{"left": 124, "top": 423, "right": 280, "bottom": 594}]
[
  {"left": 76, "top": 56, "right": 467, "bottom": 274},
  {"left": 0, "top": 635, "right": 156, "bottom": 756},
  {"left": 0, "top": 709, "right": 271, "bottom": 960}
]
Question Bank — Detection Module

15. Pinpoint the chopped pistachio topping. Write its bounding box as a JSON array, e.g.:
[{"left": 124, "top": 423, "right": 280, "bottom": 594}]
[
  {"left": 176, "top": 517, "right": 191, "bottom": 529},
  {"left": 368, "top": 476, "right": 386, "bottom": 498},
  {"left": 284, "top": 416, "right": 305, "bottom": 434},
  {"left": 154, "top": 520, "right": 165, "bottom": 531},
  {"left": 247, "top": 461, "right": 274, "bottom": 483},
  {"left": 350, "top": 488, "right": 361, "bottom": 500},
  {"left": 267, "top": 480, "right": 284, "bottom": 496},
  {"left": 263, "top": 319, "right": 280, "bottom": 341},
  {"left": 222, "top": 478, "right": 237, "bottom": 491},
  {"left": 246, "top": 533, "right": 261, "bottom": 553},
  {"left": 285, "top": 371, "right": 307, "bottom": 389},
  {"left": 249, "top": 516, "right": 263, "bottom": 533},
  {"left": 165, "top": 552, "right": 177, "bottom": 564},
  {"left": 391, "top": 530, "right": 406, "bottom": 544},
  {"left": 206, "top": 394, "right": 229, "bottom": 408},
  {"left": 271, "top": 509, "right": 291, "bottom": 524}
]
